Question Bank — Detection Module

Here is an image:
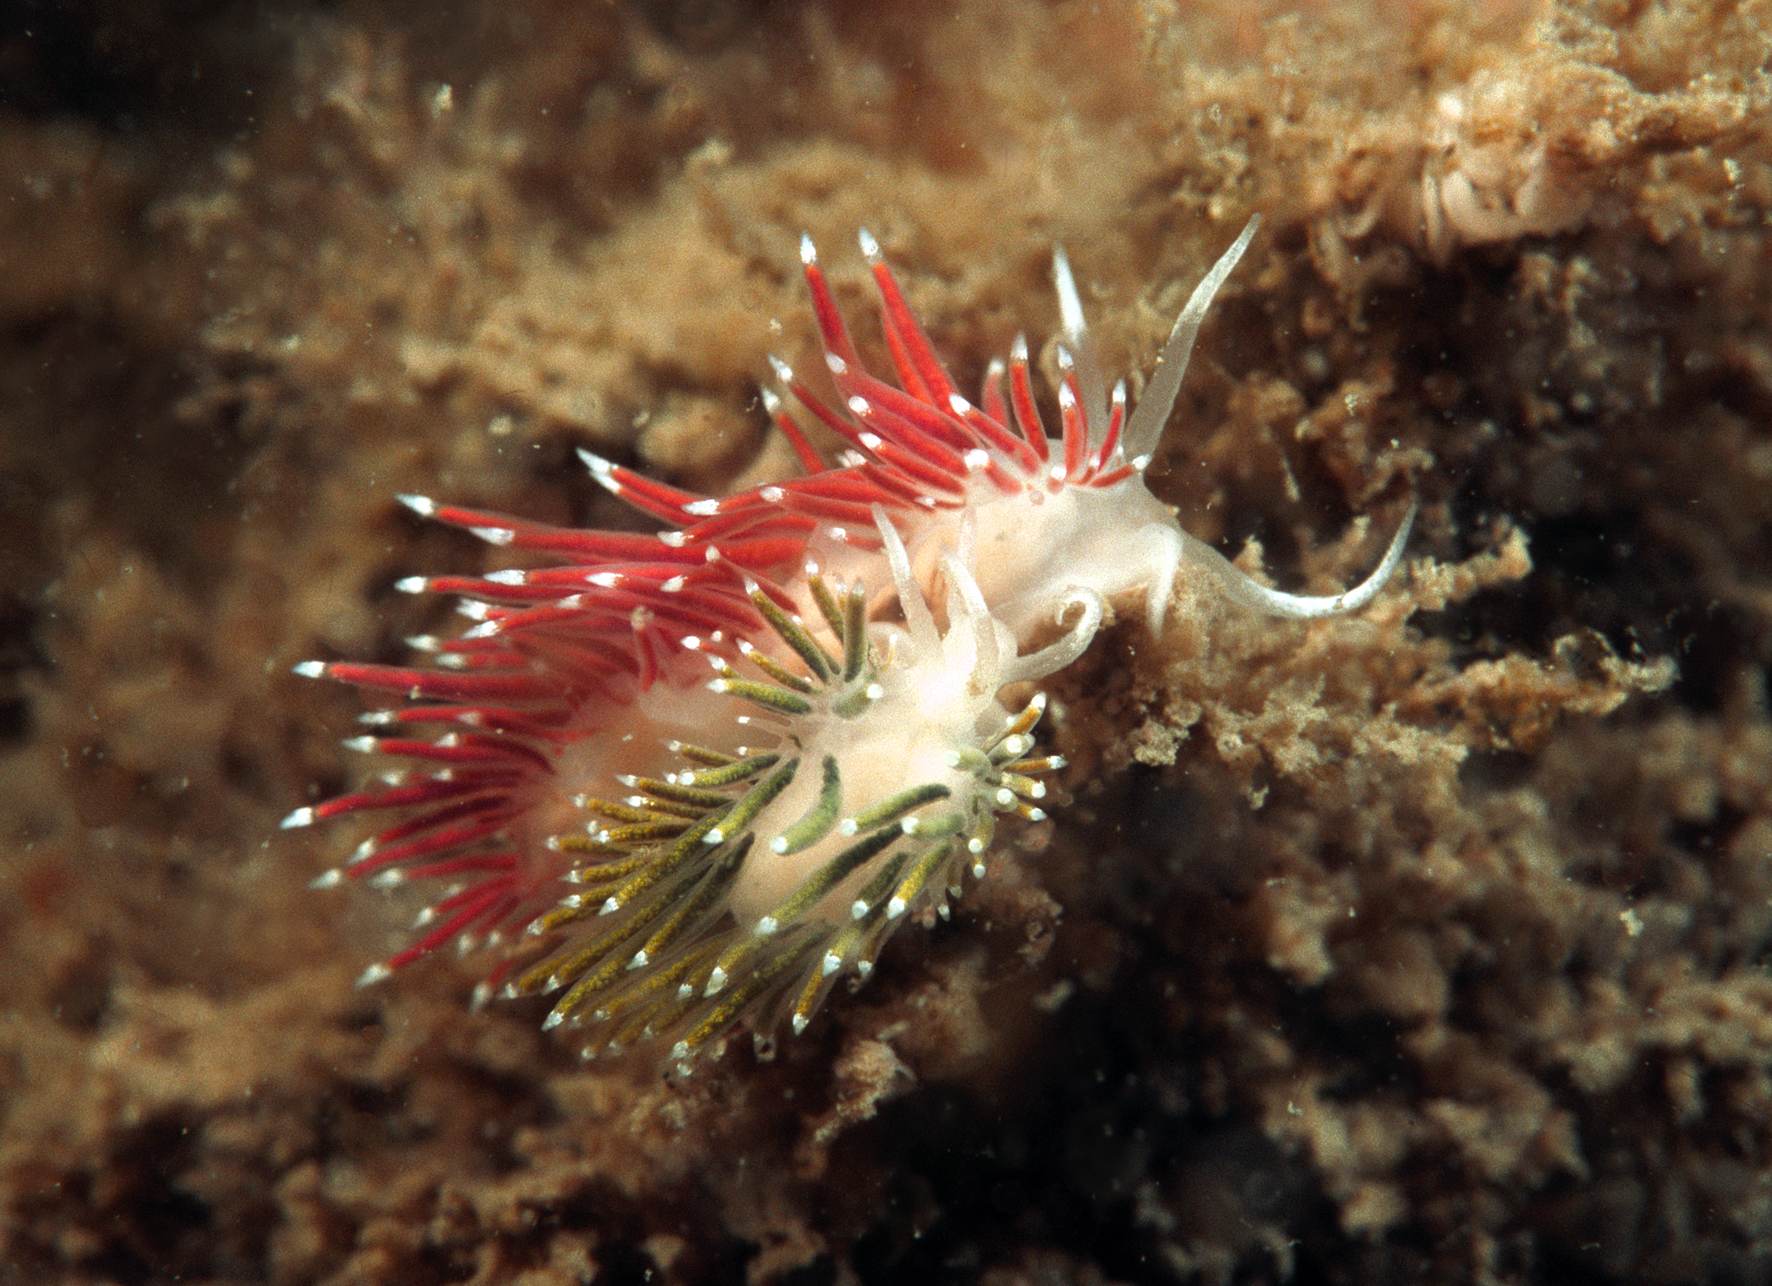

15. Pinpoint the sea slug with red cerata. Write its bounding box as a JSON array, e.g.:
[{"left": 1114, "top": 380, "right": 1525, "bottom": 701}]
[{"left": 286, "top": 215, "right": 1416, "bottom": 1069}]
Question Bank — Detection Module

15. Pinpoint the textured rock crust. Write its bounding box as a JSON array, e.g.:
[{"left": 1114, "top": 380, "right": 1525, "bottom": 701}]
[{"left": 2, "top": 1, "right": 1769, "bottom": 1282}]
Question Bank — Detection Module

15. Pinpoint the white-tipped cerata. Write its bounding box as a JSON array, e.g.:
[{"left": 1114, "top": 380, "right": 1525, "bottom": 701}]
[{"left": 296, "top": 213, "right": 1418, "bottom": 1068}]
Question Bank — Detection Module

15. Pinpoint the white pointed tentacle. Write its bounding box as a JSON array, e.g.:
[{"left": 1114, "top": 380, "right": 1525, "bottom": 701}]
[
  {"left": 1121, "top": 214, "right": 1263, "bottom": 465},
  {"left": 939, "top": 550, "right": 1000, "bottom": 686},
  {"left": 1052, "top": 245, "right": 1108, "bottom": 453},
  {"left": 1181, "top": 497, "right": 1417, "bottom": 620},
  {"left": 871, "top": 505, "right": 938, "bottom": 655}
]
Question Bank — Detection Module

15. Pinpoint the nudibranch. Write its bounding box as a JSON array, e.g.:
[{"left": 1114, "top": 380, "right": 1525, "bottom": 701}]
[{"left": 288, "top": 216, "right": 1415, "bottom": 1065}]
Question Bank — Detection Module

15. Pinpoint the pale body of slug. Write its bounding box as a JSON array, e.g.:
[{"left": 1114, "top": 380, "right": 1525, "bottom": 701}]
[
  {"left": 289, "top": 218, "right": 1413, "bottom": 1062},
  {"left": 500, "top": 522, "right": 1061, "bottom": 1058}
]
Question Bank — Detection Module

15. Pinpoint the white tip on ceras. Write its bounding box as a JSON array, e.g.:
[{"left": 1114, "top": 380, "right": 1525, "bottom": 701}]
[{"left": 577, "top": 447, "right": 638, "bottom": 506}]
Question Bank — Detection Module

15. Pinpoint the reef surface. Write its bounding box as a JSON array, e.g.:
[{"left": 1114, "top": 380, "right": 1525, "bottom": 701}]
[{"left": 2, "top": 1, "right": 1770, "bottom": 1282}]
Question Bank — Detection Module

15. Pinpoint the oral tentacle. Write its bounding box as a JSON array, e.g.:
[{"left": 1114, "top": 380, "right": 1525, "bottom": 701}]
[{"left": 1178, "top": 496, "right": 1419, "bottom": 620}]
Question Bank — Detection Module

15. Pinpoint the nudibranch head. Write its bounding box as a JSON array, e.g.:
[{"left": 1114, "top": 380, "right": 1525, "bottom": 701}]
[
  {"left": 289, "top": 216, "right": 1413, "bottom": 1064},
  {"left": 681, "top": 216, "right": 1412, "bottom": 654}
]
